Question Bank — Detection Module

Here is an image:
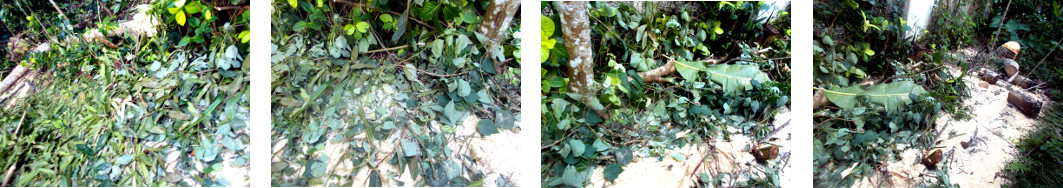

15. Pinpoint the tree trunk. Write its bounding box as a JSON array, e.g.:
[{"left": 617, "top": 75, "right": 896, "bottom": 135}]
[
  {"left": 558, "top": 2, "right": 594, "bottom": 96},
  {"left": 477, "top": 0, "right": 520, "bottom": 72}
]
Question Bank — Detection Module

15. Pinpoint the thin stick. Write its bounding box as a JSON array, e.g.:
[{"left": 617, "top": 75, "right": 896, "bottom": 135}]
[{"left": 363, "top": 45, "right": 409, "bottom": 54}]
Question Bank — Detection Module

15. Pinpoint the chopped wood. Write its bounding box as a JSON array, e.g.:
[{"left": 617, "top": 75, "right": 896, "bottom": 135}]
[
  {"left": 1010, "top": 75, "right": 1042, "bottom": 89},
  {"left": 1007, "top": 88, "right": 1042, "bottom": 117},
  {"left": 976, "top": 67, "right": 1002, "bottom": 84},
  {"left": 1002, "top": 58, "right": 1020, "bottom": 78}
]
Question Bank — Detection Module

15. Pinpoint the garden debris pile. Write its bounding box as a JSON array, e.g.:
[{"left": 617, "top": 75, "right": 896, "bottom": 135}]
[{"left": 270, "top": 0, "right": 522, "bottom": 187}]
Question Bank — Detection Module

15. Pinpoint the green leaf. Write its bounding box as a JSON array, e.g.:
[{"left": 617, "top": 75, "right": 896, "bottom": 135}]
[
  {"left": 547, "top": 165, "right": 587, "bottom": 187},
  {"left": 419, "top": 2, "right": 440, "bottom": 21},
  {"left": 310, "top": 161, "right": 327, "bottom": 177},
  {"left": 704, "top": 64, "right": 770, "bottom": 95},
  {"left": 175, "top": 10, "right": 187, "bottom": 26},
  {"left": 355, "top": 22, "right": 370, "bottom": 33},
  {"left": 457, "top": 79, "right": 471, "bottom": 97},
  {"left": 344, "top": 24, "right": 357, "bottom": 35},
  {"left": 592, "top": 139, "right": 609, "bottom": 152},
  {"left": 369, "top": 170, "right": 382, "bottom": 186},
  {"left": 822, "top": 81, "right": 926, "bottom": 112},
  {"left": 294, "top": 21, "right": 307, "bottom": 32},
  {"left": 495, "top": 110, "right": 516, "bottom": 129},
  {"left": 431, "top": 40, "right": 444, "bottom": 58},
  {"left": 569, "top": 140, "right": 585, "bottom": 158},
  {"left": 604, "top": 164, "right": 624, "bottom": 180},
  {"left": 822, "top": 35, "right": 834, "bottom": 46},
  {"left": 391, "top": 9, "right": 409, "bottom": 41},
  {"left": 541, "top": 16, "right": 555, "bottom": 37},
  {"left": 674, "top": 61, "right": 706, "bottom": 81},
  {"left": 239, "top": 30, "right": 250, "bottom": 43},
  {"left": 380, "top": 14, "right": 394, "bottom": 23},
  {"left": 616, "top": 147, "right": 633, "bottom": 165},
  {"left": 444, "top": 101, "right": 459, "bottom": 124},
  {"left": 477, "top": 119, "right": 498, "bottom": 136},
  {"left": 115, "top": 154, "right": 134, "bottom": 166},
  {"left": 401, "top": 139, "right": 420, "bottom": 157},
  {"left": 287, "top": 0, "right": 298, "bottom": 8}
]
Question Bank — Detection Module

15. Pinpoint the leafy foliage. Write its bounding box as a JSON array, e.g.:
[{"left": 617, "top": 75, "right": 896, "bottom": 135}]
[
  {"left": 813, "top": 1, "right": 963, "bottom": 186},
  {"left": 1006, "top": 104, "right": 1063, "bottom": 186},
  {"left": 542, "top": 2, "right": 790, "bottom": 187},
  {"left": 0, "top": 0, "right": 249, "bottom": 186},
  {"left": 270, "top": 0, "right": 520, "bottom": 186}
]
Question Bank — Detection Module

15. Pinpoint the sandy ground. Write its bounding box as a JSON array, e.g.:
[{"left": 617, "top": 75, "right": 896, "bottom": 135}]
[
  {"left": 853, "top": 55, "right": 1044, "bottom": 187},
  {"left": 586, "top": 108, "right": 792, "bottom": 187}
]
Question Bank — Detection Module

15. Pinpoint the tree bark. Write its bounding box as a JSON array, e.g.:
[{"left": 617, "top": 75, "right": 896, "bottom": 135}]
[
  {"left": 558, "top": 2, "right": 595, "bottom": 96},
  {"left": 477, "top": 0, "right": 520, "bottom": 51},
  {"left": 478, "top": 0, "right": 520, "bottom": 73}
]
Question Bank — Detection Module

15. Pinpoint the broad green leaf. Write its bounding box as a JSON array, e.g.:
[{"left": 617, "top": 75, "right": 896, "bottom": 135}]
[
  {"left": 604, "top": 164, "right": 623, "bottom": 180},
  {"left": 674, "top": 60, "right": 706, "bottom": 81},
  {"left": 592, "top": 139, "right": 609, "bottom": 152},
  {"left": 369, "top": 170, "right": 382, "bottom": 187},
  {"left": 457, "top": 79, "right": 471, "bottom": 97},
  {"left": 541, "top": 15, "right": 555, "bottom": 37},
  {"left": 293, "top": 21, "right": 306, "bottom": 32},
  {"left": 115, "top": 155, "right": 134, "bottom": 166},
  {"left": 822, "top": 81, "right": 926, "bottom": 112},
  {"left": 355, "top": 22, "right": 370, "bottom": 33},
  {"left": 287, "top": 0, "right": 298, "bottom": 8},
  {"left": 391, "top": 9, "right": 408, "bottom": 41},
  {"left": 380, "top": 14, "right": 394, "bottom": 23},
  {"left": 569, "top": 140, "right": 585, "bottom": 158},
  {"left": 430, "top": 40, "right": 444, "bottom": 58},
  {"left": 176, "top": 10, "right": 187, "bottom": 26},
  {"left": 443, "top": 101, "right": 459, "bottom": 124},
  {"left": 616, "top": 147, "right": 633, "bottom": 165},
  {"left": 419, "top": 2, "right": 440, "bottom": 21},
  {"left": 495, "top": 110, "right": 516, "bottom": 129},
  {"left": 704, "top": 64, "right": 770, "bottom": 95},
  {"left": 547, "top": 165, "right": 587, "bottom": 187},
  {"left": 477, "top": 119, "right": 498, "bottom": 136},
  {"left": 401, "top": 139, "right": 420, "bottom": 157},
  {"left": 344, "top": 24, "right": 356, "bottom": 35}
]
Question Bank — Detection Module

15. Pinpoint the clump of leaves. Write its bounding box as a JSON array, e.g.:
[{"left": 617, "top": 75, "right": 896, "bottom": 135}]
[
  {"left": 0, "top": 0, "right": 250, "bottom": 186},
  {"left": 812, "top": 0, "right": 962, "bottom": 187},
  {"left": 1005, "top": 103, "right": 1063, "bottom": 186},
  {"left": 542, "top": 2, "right": 790, "bottom": 187},
  {"left": 271, "top": 0, "right": 520, "bottom": 187}
]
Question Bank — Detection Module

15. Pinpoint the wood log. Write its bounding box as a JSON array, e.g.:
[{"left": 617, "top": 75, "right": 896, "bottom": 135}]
[
  {"left": 1002, "top": 58, "right": 1020, "bottom": 78},
  {"left": 996, "top": 41, "right": 1021, "bottom": 60},
  {"left": 1010, "top": 75, "right": 1042, "bottom": 89},
  {"left": 1007, "top": 88, "right": 1042, "bottom": 117},
  {"left": 976, "top": 67, "right": 1002, "bottom": 84}
]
